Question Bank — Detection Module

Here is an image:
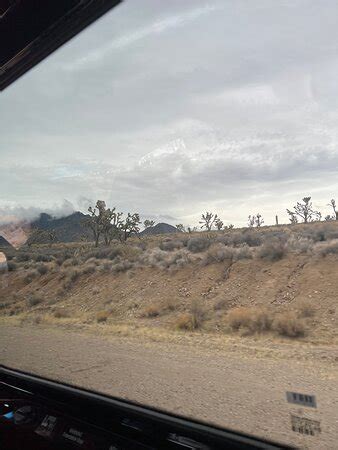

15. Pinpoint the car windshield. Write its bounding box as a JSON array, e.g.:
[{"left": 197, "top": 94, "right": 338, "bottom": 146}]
[{"left": 1, "top": 1, "right": 338, "bottom": 447}]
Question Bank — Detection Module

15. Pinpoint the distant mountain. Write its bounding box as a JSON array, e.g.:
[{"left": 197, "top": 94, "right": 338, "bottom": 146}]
[
  {"left": 140, "top": 223, "right": 180, "bottom": 236},
  {"left": 27, "top": 212, "right": 91, "bottom": 244},
  {"left": 0, "top": 235, "right": 13, "bottom": 249}
]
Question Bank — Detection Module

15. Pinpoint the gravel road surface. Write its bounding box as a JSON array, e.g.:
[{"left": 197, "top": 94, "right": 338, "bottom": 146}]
[{"left": 1, "top": 324, "right": 337, "bottom": 449}]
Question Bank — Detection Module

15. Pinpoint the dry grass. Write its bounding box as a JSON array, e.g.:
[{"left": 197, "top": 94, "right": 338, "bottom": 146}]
[
  {"left": 174, "top": 300, "right": 206, "bottom": 331},
  {"left": 140, "top": 304, "right": 161, "bottom": 318},
  {"left": 53, "top": 309, "right": 69, "bottom": 319},
  {"left": 272, "top": 312, "right": 306, "bottom": 338},
  {"left": 227, "top": 307, "right": 273, "bottom": 334},
  {"left": 96, "top": 310, "right": 110, "bottom": 323},
  {"left": 174, "top": 313, "right": 196, "bottom": 331}
]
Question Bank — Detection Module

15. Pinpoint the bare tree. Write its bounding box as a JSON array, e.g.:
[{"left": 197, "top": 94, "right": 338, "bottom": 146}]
[
  {"left": 287, "top": 197, "right": 321, "bottom": 224},
  {"left": 199, "top": 212, "right": 218, "bottom": 231},
  {"left": 144, "top": 219, "right": 155, "bottom": 229}
]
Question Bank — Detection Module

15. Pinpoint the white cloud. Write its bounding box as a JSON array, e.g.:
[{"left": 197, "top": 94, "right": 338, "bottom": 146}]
[{"left": 64, "top": 4, "right": 219, "bottom": 71}]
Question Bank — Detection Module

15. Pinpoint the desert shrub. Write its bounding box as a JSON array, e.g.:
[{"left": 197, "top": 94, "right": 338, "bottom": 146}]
[
  {"left": 190, "top": 299, "right": 206, "bottom": 329},
  {"left": 235, "top": 245, "right": 253, "bottom": 260},
  {"left": 324, "top": 229, "right": 338, "bottom": 240},
  {"left": 53, "top": 309, "right": 69, "bottom": 319},
  {"left": 26, "top": 294, "right": 43, "bottom": 307},
  {"left": 187, "top": 237, "right": 210, "bottom": 253},
  {"left": 227, "top": 307, "right": 272, "bottom": 334},
  {"left": 272, "top": 312, "right": 306, "bottom": 338},
  {"left": 296, "top": 300, "right": 315, "bottom": 318},
  {"left": 98, "top": 260, "right": 113, "bottom": 272},
  {"left": 16, "top": 253, "right": 31, "bottom": 262},
  {"left": 175, "top": 313, "right": 194, "bottom": 330},
  {"left": 287, "top": 236, "right": 312, "bottom": 254},
  {"left": 139, "top": 248, "right": 191, "bottom": 270},
  {"left": 140, "top": 304, "right": 161, "bottom": 318},
  {"left": 23, "top": 269, "right": 39, "bottom": 284},
  {"left": 63, "top": 268, "right": 80, "bottom": 288},
  {"left": 7, "top": 261, "right": 17, "bottom": 271},
  {"left": 159, "top": 239, "right": 184, "bottom": 251},
  {"left": 69, "top": 268, "right": 80, "bottom": 282},
  {"left": 202, "top": 243, "right": 234, "bottom": 265},
  {"left": 34, "top": 253, "right": 53, "bottom": 263},
  {"left": 315, "top": 240, "right": 338, "bottom": 257},
  {"left": 230, "top": 231, "right": 263, "bottom": 247},
  {"left": 84, "top": 257, "right": 101, "bottom": 265},
  {"left": 96, "top": 310, "right": 109, "bottom": 323},
  {"left": 62, "top": 258, "right": 79, "bottom": 268},
  {"left": 111, "top": 259, "right": 133, "bottom": 273},
  {"left": 257, "top": 239, "right": 287, "bottom": 261},
  {"left": 81, "top": 264, "right": 96, "bottom": 275},
  {"left": 36, "top": 264, "right": 48, "bottom": 275}
]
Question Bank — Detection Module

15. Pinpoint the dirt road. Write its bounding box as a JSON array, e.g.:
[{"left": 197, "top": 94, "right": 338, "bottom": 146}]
[{"left": 0, "top": 324, "right": 337, "bottom": 449}]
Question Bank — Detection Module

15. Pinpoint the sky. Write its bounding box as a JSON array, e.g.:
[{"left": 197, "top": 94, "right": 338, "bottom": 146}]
[{"left": 1, "top": 0, "right": 338, "bottom": 227}]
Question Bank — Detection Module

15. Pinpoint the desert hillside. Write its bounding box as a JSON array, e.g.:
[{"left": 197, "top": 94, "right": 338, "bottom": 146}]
[{"left": 1, "top": 221, "right": 338, "bottom": 344}]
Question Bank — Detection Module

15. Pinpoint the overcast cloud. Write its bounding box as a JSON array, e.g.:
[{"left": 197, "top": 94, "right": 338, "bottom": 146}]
[{"left": 1, "top": 0, "right": 338, "bottom": 227}]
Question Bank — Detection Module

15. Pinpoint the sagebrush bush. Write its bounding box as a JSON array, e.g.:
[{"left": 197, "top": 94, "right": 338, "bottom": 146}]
[
  {"left": 159, "top": 239, "right": 184, "bottom": 251},
  {"left": 34, "top": 253, "right": 53, "bottom": 263},
  {"left": 202, "top": 243, "right": 234, "bottom": 265},
  {"left": 62, "top": 258, "right": 79, "bottom": 268},
  {"left": 287, "top": 236, "right": 312, "bottom": 254},
  {"left": 187, "top": 237, "right": 210, "bottom": 253},
  {"left": 16, "top": 253, "right": 30, "bottom": 262},
  {"left": 230, "top": 231, "right": 262, "bottom": 247},
  {"left": 139, "top": 248, "right": 191, "bottom": 270},
  {"left": 81, "top": 264, "right": 96, "bottom": 275},
  {"left": 257, "top": 239, "right": 286, "bottom": 261},
  {"left": 36, "top": 264, "right": 48, "bottom": 275},
  {"left": 315, "top": 240, "right": 338, "bottom": 257},
  {"left": 26, "top": 294, "right": 43, "bottom": 307},
  {"left": 23, "top": 269, "right": 39, "bottom": 284},
  {"left": 272, "top": 312, "right": 306, "bottom": 338},
  {"left": 111, "top": 258, "right": 133, "bottom": 273}
]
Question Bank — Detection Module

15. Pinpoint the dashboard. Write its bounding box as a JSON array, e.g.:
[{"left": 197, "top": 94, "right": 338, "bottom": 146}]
[{"left": 0, "top": 366, "right": 290, "bottom": 450}]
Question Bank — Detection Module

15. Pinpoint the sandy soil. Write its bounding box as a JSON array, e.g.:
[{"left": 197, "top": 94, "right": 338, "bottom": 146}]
[{"left": 1, "top": 323, "right": 338, "bottom": 449}]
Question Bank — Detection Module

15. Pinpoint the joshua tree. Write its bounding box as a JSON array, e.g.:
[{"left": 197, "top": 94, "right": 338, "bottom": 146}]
[
  {"left": 287, "top": 197, "right": 321, "bottom": 224},
  {"left": 214, "top": 217, "right": 224, "bottom": 231},
  {"left": 199, "top": 212, "right": 218, "bottom": 231},
  {"left": 144, "top": 219, "right": 155, "bottom": 229},
  {"left": 248, "top": 214, "right": 264, "bottom": 228},
  {"left": 328, "top": 199, "right": 338, "bottom": 220},
  {"left": 86, "top": 200, "right": 107, "bottom": 247},
  {"left": 175, "top": 224, "right": 186, "bottom": 232},
  {"left": 120, "top": 213, "right": 141, "bottom": 242}
]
